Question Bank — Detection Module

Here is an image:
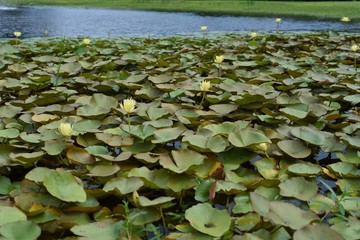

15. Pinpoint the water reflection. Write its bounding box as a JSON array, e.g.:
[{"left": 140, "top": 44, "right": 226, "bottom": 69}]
[{"left": 0, "top": 6, "right": 359, "bottom": 38}]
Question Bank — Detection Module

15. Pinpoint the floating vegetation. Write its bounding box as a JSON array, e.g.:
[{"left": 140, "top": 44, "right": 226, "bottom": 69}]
[{"left": 0, "top": 31, "right": 359, "bottom": 239}]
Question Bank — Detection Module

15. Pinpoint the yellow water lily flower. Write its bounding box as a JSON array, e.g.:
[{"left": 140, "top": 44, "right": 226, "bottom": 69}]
[
  {"left": 341, "top": 17, "right": 350, "bottom": 22},
  {"left": 58, "top": 122, "right": 73, "bottom": 137},
  {"left": 250, "top": 32, "right": 257, "bottom": 38},
  {"left": 351, "top": 45, "right": 358, "bottom": 52},
  {"left": 120, "top": 98, "right": 136, "bottom": 114},
  {"left": 200, "top": 80, "right": 211, "bottom": 92},
  {"left": 256, "top": 142, "right": 270, "bottom": 152},
  {"left": 83, "top": 38, "right": 91, "bottom": 45},
  {"left": 214, "top": 55, "right": 224, "bottom": 64},
  {"left": 275, "top": 18, "right": 281, "bottom": 23},
  {"left": 14, "top": 31, "right": 21, "bottom": 38},
  {"left": 200, "top": 26, "right": 207, "bottom": 31}
]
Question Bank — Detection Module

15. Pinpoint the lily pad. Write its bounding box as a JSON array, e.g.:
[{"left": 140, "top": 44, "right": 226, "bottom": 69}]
[
  {"left": 277, "top": 140, "right": 311, "bottom": 159},
  {"left": 159, "top": 149, "right": 205, "bottom": 173},
  {"left": 43, "top": 171, "right": 87, "bottom": 202},
  {"left": 0, "top": 221, "right": 41, "bottom": 240},
  {"left": 71, "top": 221, "right": 119, "bottom": 240},
  {"left": 294, "top": 223, "right": 344, "bottom": 240},
  {"left": 0, "top": 206, "right": 27, "bottom": 226},
  {"left": 279, "top": 177, "right": 318, "bottom": 201},
  {"left": 185, "top": 203, "right": 231, "bottom": 237},
  {"left": 229, "top": 128, "right": 271, "bottom": 148},
  {"left": 103, "top": 177, "right": 143, "bottom": 195}
]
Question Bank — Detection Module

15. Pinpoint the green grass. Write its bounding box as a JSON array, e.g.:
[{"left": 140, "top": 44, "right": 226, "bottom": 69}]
[{"left": 6, "top": 0, "right": 360, "bottom": 20}]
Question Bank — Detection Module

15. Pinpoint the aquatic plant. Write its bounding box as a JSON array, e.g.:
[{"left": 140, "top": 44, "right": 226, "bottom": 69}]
[{"left": 0, "top": 32, "right": 359, "bottom": 239}]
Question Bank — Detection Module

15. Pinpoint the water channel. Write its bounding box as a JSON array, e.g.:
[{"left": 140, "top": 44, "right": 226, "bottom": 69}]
[{"left": 0, "top": 5, "right": 359, "bottom": 38}]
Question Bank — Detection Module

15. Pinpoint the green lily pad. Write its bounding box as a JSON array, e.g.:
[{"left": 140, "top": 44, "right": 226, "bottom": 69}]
[
  {"left": 287, "top": 162, "right": 322, "bottom": 176},
  {"left": 76, "top": 93, "right": 118, "bottom": 117},
  {"left": 279, "top": 177, "right": 318, "bottom": 201},
  {"left": 0, "top": 128, "right": 20, "bottom": 138},
  {"left": 67, "top": 146, "right": 95, "bottom": 165},
  {"left": 152, "top": 125, "right": 186, "bottom": 143},
  {"left": 10, "top": 151, "right": 45, "bottom": 163},
  {"left": 337, "top": 149, "right": 360, "bottom": 165},
  {"left": 294, "top": 223, "right": 344, "bottom": 240},
  {"left": 103, "top": 177, "right": 143, "bottom": 195},
  {"left": 87, "top": 164, "right": 120, "bottom": 177},
  {"left": 43, "top": 171, "right": 87, "bottom": 202},
  {"left": 331, "top": 218, "right": 360, "bottom": 240},
  {"left": 236, "top": 212, "right": 261, "bottom": 231},
  {"left": 43, "top": 139, "right": 67, "bottom": 155},
  {"left": 0, "top": 221, "right": 41, "bottom": 240},
  {"left": 253, "top": 158, "right": 279, "bottom": 179},
  {"left": 0, "top": 176, "right": 11, "bottom": 195},
  {"left": 280, "top": 104, "right": 309, "bottom": 120},
  {"left": 0, "top": 206, "right": 27, "bottom": 226},
  {"left": 290, "top": 126, "right": 345, "bottom": 152},
  {"left": 328, "top": 162, "right": 360, "bottom": 177},
  {"left": 129, "top": 208, "right": 161, "bottom": 225},
  {"left": 195, "top": 179, "right": 216, "bottom": 202},
  {"left": 159, "top": 149, "right": 205, "bottom": 173},
  {"left": 309, "top": 194, "right": 335, "bottom": 214},
  {"left": 229, "top": 128, "right": 271, "bottom": 148},
  {"left": 277, "top": 140, "right": 311, "bottom": 159},
  {"left": 71, "top": 221, "right": 119, "bottom": 240},
  {"left": 25, "top": 167, "right": 54, "bottom": 183},
  {"left": 185, "top": 203, "right": 231, "bottom": 237},
  {"left": 269, "top": 200, "right": 319, "bottom": 230},
  {"left": 209, "top": 104, "right": 238, "bottom": 115},
  {"left": 138, "top": 195, "right": 174, "bottom": 207},
  {"left": 0, "top": 105, "right": 22, "bottom": 118}
]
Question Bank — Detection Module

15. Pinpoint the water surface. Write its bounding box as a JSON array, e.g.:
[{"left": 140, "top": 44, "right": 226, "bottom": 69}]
[{"left": 0, "top": 6, "right": 358, "bottom": 38}]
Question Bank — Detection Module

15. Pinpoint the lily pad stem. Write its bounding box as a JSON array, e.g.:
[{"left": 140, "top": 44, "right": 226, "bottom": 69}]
[
  {"left": 199, "top": 92, "right": 206, "bottom": 109},
  {"left": 160, "top": 207, "right": 167, "bottom": 234},
  {"left": 354, "top": 52, "right": 357, "bottom": 68},
  {"left": 127, "top": 113, "right": 131, "bottom": 130}
]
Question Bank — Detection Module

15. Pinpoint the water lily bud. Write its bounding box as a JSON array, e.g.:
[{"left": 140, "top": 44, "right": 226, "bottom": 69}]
[
  {"left": 132, "top": 191, "right": 140, "bottom": 208},
  {"left": 83, "top": 38, "right": 91, "bottom": 45},
  {"left": 351, "top": 44, "right": 358, "bottom": 52},
  {"left": 250, "top": 32, "right": 257, "bottom": 38},
  {"left": 120, "top": 98, "right": 136, "bottom": 114},
  {"left": 58, "top": 123, "right": 73, "bottom": 137},
  {"left": 256, "top": 142, "right": 270, "bottom": 151},
  {"left": 275, "top": 18, "right": 281, "bottom": 23},
  {"left": 341, "top": 17, "right": 350, "bottom": 22},
  {"left": 200, "top": 26, "right": 207, "bottom": 31},
  {"left": 200, "top": 80, "right": 211, "bottom": 92},
  {"left": 14, "top": 31, "right": 21, "bottom": 38},
  {"left": 214, "top": 55, "right": 224, "bottom": 64}
]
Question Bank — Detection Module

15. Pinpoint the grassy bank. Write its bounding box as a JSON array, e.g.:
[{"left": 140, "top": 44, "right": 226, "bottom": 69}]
[{"left": 6, "top": 0, "right": 360, "bottom": 20}]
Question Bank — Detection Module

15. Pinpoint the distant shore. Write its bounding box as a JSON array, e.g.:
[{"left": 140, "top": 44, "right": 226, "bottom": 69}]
[{"left": 5, "top": 0, "right": 360, "bottom": 20}]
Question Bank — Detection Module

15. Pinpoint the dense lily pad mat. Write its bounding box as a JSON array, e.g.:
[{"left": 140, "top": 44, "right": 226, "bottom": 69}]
[{"left": 0, "top": 32, "right": 359, "bottom": 239}]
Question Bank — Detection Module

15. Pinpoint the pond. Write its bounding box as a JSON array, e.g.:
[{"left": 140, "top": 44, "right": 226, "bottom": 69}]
[{"left": 0, "top": 5, "right": 359, "bottom": 38}]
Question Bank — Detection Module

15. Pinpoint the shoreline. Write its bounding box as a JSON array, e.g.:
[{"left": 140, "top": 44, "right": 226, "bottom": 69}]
[{"left": 4, "top": 1, "right": 360, "bottom": 21}]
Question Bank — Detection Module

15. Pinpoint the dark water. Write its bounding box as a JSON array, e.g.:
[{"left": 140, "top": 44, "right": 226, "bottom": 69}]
[{"left": 0, "top": 5, "right": 359, "bottom": 38}]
